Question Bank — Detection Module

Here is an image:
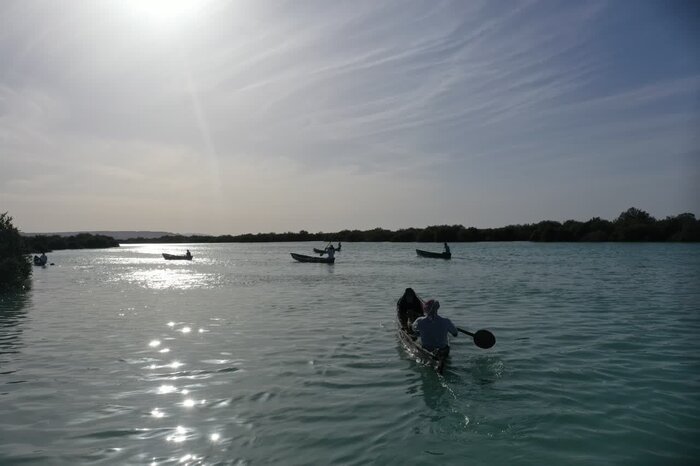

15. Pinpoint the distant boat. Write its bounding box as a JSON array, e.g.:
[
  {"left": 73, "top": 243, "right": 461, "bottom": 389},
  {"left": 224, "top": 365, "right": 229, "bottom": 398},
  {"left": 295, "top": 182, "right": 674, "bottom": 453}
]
[
  {"left": 291, "top": 253, "right": 334, "bottom": 264},
  {"left": 33, "top": 255, "right": 48, "bottom": 266},
  {"left": 416, "top": 249, "right": 451, "bottom": 260},
  {"left": 162, "top": 253, "right": 193, "bottom": 260}
]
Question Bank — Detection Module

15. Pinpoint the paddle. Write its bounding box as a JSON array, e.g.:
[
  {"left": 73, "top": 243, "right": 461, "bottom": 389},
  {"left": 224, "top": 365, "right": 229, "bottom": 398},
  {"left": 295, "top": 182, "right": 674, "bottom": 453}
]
[{"left": 457, "top": 327, "right": 496, "bottom": 349}]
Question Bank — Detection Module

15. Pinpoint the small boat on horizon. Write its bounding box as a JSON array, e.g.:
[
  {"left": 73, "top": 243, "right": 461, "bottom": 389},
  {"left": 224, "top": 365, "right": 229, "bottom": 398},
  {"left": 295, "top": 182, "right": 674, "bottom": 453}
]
[
  {"left": 162, "top": 252, "right": 193, "bottom": 260},
  {"left": 291, "top": 253, "right": 334, "bottom": 264},
  {"left": 416, "top": 249, "right": 451, "bottom": 260},
  {"left": 313, "top": 242, "right": 341, "bottom": 255}
]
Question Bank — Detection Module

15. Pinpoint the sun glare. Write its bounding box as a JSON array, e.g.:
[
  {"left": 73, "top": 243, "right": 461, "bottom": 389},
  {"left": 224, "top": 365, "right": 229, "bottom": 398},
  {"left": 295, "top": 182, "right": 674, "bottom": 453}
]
[{"left": 124, "top": 0, "right": 208, "bottom": 29}]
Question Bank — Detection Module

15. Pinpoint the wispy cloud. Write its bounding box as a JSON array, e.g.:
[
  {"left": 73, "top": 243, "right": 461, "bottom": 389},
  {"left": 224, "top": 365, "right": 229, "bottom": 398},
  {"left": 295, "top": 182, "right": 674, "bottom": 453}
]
[{"left": 1, "top": 0, "right": 698, "bottom": 232}]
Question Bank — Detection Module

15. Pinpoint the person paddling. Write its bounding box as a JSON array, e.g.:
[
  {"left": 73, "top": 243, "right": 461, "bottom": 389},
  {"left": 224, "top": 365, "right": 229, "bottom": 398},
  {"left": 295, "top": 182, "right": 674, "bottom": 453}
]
[
  {"left": 443, "top": 242, "right": 450, "bottom": 254},
  {"left": 411, "top": 300, "right": 457, "bottom": 352},
  {"left": 396, "top": 288, "right": 424, "bottom": 331}
]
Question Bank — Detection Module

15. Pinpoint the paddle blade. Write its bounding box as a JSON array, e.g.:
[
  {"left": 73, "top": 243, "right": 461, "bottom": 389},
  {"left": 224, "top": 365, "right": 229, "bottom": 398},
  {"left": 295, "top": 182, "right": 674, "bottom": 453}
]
[{"left": 473, "top": 329, "right": 496, "bottom": 349}]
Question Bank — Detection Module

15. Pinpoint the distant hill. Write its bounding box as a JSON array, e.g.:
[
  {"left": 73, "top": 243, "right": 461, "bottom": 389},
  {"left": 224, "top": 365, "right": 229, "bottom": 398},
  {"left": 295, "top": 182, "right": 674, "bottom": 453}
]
[{"left": 23, "top": 231, "right": 176, "bottom": 240}]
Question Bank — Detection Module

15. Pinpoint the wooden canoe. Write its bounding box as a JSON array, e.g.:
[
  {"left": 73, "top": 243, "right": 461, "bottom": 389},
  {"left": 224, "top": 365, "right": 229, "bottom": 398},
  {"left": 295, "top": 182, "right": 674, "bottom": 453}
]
[
  {"left": 416, "top": 249, "right": 451, "bottom": 260},
  {"left": 397, "top": 308, "right": 449, "bottom": 374},
  {"left": 291, "top": 253, "right": 334, "bottom": 264},
  {"left": 162, "top": 253, "right": 193, "bottom": 260}
]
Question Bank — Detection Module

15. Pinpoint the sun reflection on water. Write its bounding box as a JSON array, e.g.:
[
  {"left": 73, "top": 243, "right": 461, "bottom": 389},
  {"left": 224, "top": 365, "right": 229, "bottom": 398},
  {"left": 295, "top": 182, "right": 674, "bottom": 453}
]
[
  {"left": 166, "top": 425, "right": 190, "bottom": 443},
  {"left": 182, "top": 398, "right": 195, "bottom": 408},
  {"left": 122, "top": 268, "right": 214, "bottom": 290},
  {"left": 157, "top": 384, "right": 177, "bottom": 395}
]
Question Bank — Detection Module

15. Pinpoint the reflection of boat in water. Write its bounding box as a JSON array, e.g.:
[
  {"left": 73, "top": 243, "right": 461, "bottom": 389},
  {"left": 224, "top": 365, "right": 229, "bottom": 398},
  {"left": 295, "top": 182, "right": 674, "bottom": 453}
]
[
  {"left": 416, "top": 249, "right": 451, "bottom": 260},
  {"left": 162, "top": 253, "right": 193, "bottom": 260},
  {"left": 291, "top": 253, "right": 334, "bottom": 264},
  {"left": 396, "top": 307, "right": 449, "bottom": 374}
]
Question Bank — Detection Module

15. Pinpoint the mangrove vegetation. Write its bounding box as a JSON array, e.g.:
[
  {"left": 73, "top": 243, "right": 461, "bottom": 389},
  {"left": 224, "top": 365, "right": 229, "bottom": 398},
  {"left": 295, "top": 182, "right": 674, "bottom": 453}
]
[
  {"left": 0, "top": 213, "right": 31, "bottom": 291},
  {"left": 122, "top": 208, "right": 699, "bottom": 244}
]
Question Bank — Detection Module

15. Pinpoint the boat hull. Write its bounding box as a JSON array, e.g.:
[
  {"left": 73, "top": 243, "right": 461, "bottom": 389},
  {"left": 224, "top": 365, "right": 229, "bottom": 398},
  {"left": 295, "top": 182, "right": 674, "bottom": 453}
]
[
  {"left": 397, "top": 310, "right": 449, "bottom": 373},
  {"left": 291, "top": 253, "right": 334, "bottom": 263},
  {"left": 162, "top": 253, "right": 193, "bottom": 260},
  {"left": 416, "top": 249, "right": 451, "bottom": 259}
]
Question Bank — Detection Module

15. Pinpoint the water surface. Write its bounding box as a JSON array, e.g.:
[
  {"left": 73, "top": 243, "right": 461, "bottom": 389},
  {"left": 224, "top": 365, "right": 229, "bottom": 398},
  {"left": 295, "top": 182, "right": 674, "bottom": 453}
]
[{"left": 1, "top": 242, "right": 699, "bottom": 465}]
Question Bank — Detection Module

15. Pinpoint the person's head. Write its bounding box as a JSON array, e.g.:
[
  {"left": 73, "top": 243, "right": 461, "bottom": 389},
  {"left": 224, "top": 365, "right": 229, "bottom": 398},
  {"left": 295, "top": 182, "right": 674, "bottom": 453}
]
[
  {"left": 423, "top": 299, "right": 440, "bottom": 317},
  {"left": 402, "top": 287, "right": 418, "bottom": 303}
]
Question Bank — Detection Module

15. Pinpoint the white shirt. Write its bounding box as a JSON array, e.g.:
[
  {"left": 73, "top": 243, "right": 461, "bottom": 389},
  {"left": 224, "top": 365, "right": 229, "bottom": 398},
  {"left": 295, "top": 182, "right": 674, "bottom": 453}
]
[{"left": 411, "top": 315, "right": 457, "bottom": 351}]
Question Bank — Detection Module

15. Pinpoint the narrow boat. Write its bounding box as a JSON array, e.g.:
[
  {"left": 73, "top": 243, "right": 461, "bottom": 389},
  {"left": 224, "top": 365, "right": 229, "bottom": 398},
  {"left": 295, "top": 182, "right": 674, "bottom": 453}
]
[
  {"left": 416, "top": 249, "right": 451, "bottom": 260},
  {"left": 397, "top": 309, "right": 449, "bottom": 374},
  {"left": 162, "top": 253, "right": 193, "bottom": 260},
  {"left": 33, "top": 255, "right": 48, "bottom": 266},
  {"left": 291, "top": 253, "right": 334, "bottom": 264}
]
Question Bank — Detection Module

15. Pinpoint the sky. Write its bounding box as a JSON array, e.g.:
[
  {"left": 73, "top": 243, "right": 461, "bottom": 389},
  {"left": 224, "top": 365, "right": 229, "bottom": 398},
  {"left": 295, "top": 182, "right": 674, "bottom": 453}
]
[{"left": 1, "top": 0, "right": 698, "bottom": 235}]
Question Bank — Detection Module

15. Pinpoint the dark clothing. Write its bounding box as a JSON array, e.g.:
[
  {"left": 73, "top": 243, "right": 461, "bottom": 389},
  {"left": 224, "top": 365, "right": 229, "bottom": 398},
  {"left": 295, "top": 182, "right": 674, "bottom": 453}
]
[{"left": 397, "top": 296, "right": 424, "bottom": 330}]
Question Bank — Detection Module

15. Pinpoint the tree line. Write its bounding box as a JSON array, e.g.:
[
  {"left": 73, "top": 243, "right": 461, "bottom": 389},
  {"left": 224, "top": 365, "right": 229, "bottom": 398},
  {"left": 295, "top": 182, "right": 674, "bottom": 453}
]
[
  {"left": 122, "top": 208, "right": 699, "bottom": 244},
  {"left": 22, "top": 233, "right": 120, "bottom": 253}
]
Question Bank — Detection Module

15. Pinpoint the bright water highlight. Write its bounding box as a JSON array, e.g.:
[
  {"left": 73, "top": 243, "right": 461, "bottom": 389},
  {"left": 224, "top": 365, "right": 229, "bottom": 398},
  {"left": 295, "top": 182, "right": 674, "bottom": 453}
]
[{"left": 1, "top": 242, "right": 699, "bottom": 465}]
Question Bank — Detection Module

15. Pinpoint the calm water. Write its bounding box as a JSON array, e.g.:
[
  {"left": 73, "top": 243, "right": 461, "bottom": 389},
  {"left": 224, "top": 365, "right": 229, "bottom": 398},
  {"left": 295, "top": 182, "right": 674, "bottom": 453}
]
[{"left": 1, "top": 242, "right": 699, "bottom": 465}]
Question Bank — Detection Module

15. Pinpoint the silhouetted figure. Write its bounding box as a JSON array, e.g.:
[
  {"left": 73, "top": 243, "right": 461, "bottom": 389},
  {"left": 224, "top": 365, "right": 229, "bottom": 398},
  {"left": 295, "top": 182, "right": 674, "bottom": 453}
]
[
  {"left": 337, "top": 242, "right": 342, "bottom": 252},
  {"left": 443, "top": 242, "right": 450, "bottom": 254},
  {"left": 397, "top": 288, "right": 424, "bottom": 331},
  {"left": 185, "top": 250, "right": 192, "bottom": 258}
]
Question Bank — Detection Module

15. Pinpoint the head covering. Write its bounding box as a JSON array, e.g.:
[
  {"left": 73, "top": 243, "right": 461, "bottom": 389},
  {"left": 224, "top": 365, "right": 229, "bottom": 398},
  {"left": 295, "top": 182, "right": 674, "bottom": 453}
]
[{"left": 423, "top": 299, "right": 440, "bottom": 318}]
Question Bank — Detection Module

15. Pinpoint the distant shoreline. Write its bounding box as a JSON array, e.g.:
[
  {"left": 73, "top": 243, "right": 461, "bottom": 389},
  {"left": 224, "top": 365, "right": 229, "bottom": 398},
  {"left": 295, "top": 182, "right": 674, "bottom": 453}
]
[
  {"left": 120, "top": 208, "right": 698, "bottom": 244},
  {"left": 22, "top": 208, "right": 700, "bottom": 250}
]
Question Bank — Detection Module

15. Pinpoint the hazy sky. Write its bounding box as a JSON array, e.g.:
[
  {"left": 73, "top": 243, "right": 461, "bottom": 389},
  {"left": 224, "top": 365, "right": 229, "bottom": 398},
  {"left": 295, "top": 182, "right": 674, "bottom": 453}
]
[{"left": 1, "top": 0, "right": 698, "bottom": 234}]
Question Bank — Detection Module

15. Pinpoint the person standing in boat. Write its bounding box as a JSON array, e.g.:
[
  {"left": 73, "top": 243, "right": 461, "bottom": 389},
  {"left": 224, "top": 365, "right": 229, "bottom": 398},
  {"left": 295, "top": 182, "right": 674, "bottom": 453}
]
[
  {"left": 185, "top": 250, "right": 192, "bottom": 258},
  {"left": 397, "top": 288, "right": 424, "bottom": 331},
  {"left": 326, "top": 245, "right": 335, "bottom": 260},
  {"left": 336, "top": 242, "right": 342, "bottom": 252},
  {"left": 411, "top": 300, "right": 457, "bottom": 352},
  {"left": 443, "top": 242, "right": 450, "bottom": 254}
]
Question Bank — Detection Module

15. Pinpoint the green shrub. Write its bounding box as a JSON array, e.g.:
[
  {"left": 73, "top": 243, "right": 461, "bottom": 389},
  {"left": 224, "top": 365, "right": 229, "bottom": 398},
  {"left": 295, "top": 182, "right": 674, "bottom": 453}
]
[{"left": 0, "top": 213, "right": 31, "bottom": 290}]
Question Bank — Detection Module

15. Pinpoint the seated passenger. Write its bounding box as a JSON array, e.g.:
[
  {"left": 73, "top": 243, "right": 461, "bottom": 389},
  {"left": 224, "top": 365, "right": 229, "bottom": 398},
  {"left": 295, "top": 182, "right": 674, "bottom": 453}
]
[{"left": 397, "top": 287, "right": 424, "bottom": 331}]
